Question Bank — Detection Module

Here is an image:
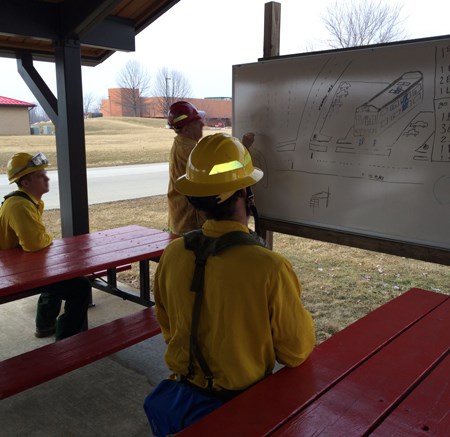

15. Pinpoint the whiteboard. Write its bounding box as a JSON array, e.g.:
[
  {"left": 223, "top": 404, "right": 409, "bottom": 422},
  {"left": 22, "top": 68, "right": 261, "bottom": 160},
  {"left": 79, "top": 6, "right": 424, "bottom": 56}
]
[{"left": 233, "top": 38, "right": 450, "bottom": 251}]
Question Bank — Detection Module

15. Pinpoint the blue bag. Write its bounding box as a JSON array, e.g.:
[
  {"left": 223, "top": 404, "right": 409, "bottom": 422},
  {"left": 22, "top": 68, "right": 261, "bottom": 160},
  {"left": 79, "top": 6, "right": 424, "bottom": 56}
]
[{"left": 143, "top": 379, "right": 223, "bottom": 436}]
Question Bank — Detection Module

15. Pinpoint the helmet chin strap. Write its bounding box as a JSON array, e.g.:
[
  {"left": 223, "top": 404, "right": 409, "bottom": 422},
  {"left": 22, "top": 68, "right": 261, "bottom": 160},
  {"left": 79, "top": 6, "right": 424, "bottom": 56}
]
[{"left": 246, "top": 187, "right": 261, "bottom": 237}]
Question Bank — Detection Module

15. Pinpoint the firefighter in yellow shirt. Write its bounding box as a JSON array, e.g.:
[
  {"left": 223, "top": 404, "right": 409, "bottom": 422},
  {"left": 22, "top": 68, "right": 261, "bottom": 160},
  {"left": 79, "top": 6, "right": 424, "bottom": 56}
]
[
  {"left": 0, "top": 152, "right": 90, "bottom": 340},
  {"left": 167, "top": 101, "right": 255, "bottom": 235},
  {"left": 154, "top": 133, "right": 315, "bottom": 401},
  {"left": 167, "top": 101, "right": 206, "bottom": 235}
]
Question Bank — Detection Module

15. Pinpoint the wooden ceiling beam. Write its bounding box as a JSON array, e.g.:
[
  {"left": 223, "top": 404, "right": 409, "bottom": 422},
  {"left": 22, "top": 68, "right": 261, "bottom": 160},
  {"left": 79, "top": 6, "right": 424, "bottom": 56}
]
[
  {"left": 61, "top": 0, "right": 123, "bottom": 38},
  {"left": 0, "top": 0, "right": 178, "bottom": 65},
  {"left": 0, "top": 1, "right": 135, "bottom": 54},
  {"left": 1, "top": 0, "right": 58, "bottom": 40}
]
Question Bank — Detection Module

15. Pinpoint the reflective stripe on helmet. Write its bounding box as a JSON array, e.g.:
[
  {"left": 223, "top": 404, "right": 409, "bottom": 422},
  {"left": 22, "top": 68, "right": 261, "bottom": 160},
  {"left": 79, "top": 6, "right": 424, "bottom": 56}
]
[
  {"left": 209, "top": 153, "right": 251, "bottom": 176},
  {"left": 173, "top": 114, "right": 189, "bottom": 124},
  {"left": 210, "top": 160, "right": 244, "bottom": 175}
]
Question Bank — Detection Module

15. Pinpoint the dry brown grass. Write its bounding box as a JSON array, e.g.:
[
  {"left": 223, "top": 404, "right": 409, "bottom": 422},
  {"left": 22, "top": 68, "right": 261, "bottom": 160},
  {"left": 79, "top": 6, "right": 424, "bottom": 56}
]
[
  {"left": 2, "top": 118, "right": 449, "bottom": 344},
  {"left": 41, "top": 197, "right": 449, "bottom": 344},
  {"left": 0, "top": 117, "right": 230, "bottom": 172}
]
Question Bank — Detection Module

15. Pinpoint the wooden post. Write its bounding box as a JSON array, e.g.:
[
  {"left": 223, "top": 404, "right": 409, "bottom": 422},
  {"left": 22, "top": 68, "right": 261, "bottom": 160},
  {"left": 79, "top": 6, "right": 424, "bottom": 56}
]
[
  {"left": 54, "top": 39, "right": 90, "bottom": 238},
  {"left": 263, "top": 2, "right": 281, "bottom": 58},
  {"left": 261, "top": 2, "right": 280, "bottom": 248}
]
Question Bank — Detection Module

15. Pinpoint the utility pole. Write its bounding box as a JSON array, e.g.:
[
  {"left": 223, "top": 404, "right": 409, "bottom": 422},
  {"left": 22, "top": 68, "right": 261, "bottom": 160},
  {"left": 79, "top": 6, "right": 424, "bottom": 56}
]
[{"left": 165, "top": 76, "right": 171, "bottom": 115}]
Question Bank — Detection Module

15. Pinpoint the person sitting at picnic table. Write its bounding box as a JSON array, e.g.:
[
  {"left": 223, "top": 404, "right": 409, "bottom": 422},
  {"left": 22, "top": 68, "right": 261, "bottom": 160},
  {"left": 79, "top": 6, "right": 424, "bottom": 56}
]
[
  {"left": 144, "top": 133, "right": 315, "bottom": 435},
  {"left": 0, "top": 152, "right": 90, "bottom": 340}
]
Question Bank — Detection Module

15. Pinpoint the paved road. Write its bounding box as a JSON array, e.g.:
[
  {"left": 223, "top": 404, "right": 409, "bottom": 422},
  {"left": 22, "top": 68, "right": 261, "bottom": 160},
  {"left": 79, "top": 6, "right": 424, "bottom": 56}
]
[{"left": 0, "top": 163, "right": 169, "bottom": 209}]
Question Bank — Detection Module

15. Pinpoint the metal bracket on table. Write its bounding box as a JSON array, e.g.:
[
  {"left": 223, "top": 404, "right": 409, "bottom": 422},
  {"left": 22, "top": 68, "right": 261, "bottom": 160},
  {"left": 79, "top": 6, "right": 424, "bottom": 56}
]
[{"left": 89, "top": 263, "right": 155, "bottom": 307}]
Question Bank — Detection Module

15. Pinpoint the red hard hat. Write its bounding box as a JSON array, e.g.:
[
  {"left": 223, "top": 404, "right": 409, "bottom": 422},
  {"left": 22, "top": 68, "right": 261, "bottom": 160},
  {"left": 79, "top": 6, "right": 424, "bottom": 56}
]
[{"left": 168, "top": 101, "right": 205, "bottom": 129}]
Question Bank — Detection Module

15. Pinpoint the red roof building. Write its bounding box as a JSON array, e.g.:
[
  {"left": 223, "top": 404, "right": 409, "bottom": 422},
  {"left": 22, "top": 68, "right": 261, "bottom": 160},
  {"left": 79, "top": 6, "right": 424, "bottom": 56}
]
[
  {"left": 0, "top": 96, "right": 36, "bottom": 135},
  {"left": 0, "top": 96, "right": 36, "bottom": 107}
]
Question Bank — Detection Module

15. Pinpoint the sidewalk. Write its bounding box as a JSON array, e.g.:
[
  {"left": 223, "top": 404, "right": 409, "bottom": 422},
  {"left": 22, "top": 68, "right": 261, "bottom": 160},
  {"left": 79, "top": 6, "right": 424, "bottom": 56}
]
[
  {"left": 0, "top": 287, "right": 168, "bottom": 437},
  {"left": 0, "top": 163, "right": 169, "bottom": 210}
]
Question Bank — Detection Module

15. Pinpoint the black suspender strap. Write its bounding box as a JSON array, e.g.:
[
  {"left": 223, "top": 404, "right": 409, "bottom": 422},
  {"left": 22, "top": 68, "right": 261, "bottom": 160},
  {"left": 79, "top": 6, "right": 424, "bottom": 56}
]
[
  {"left": 2, "top": 191, "right": 38, "bottom": 210},
  {"left": 183, "top": 230, "right": 265, "bottom": 391}
]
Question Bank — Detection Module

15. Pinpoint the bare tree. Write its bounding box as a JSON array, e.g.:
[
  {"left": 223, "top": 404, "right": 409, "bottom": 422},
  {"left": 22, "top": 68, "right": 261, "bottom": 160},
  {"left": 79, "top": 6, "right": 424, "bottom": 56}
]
[
  {"left": 116, "top": 60, "right": 151, "bottom": 116},
  {"left": 29, "top": 104, "right": 49, "bottom": 123},
  {"left": 91, "top": 97, "right": 103, "bottom": 114},
  {"left": 83, "top": 92, "right": 96, "bottom": 116},
  {"left": 153, "top": 67, "right": 193, "bottom": 116},
  {"left": 322, "top": 0, "right": 407, "bottom": 49}
]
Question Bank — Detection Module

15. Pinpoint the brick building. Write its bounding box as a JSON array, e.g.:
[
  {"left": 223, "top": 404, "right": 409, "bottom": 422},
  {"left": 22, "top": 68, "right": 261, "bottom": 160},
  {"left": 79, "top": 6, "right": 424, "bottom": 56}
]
[
  {"left": 101, "top": 89, "right": 232, "bottom": 127},
  {"left": 0, "top": 96, "right": 36, "bottom": 135}
]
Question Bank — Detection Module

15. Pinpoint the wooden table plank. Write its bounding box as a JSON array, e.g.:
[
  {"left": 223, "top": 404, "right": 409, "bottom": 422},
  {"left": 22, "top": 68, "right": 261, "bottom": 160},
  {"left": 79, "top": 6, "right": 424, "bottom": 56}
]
[
  {"left": 1, "top": 235, "right": 171, "bottom": 278},
  {"left": 0, "top": 226, "right": 176, "bottom": 301},
  {"left": 0, "top": 225, "right": 146, "bottom": 261},
  {"left": 179, "top": 289, "right": 448, "bottom": 436},
  {"left": 271, "top": 298, "right": 450, "bottom": 436},
  {"left": 371, "top": 353, "right": 450, "bottom": 436},
  {"left": 0, "top": 226, "right": 170, "bottom": 270},
  {"left": 0, "top": 232, "right": 174, "bottom": 278}
]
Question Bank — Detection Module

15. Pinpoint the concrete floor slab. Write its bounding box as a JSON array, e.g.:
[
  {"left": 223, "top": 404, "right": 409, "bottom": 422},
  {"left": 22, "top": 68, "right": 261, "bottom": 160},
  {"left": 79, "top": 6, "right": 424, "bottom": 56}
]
[{"left": 0, "top": 288, "right": 169, "bottom": 436}]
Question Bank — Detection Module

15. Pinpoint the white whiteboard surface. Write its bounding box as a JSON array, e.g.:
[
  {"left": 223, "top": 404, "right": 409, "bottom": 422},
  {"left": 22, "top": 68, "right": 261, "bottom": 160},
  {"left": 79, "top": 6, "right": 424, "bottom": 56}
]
[{"left": 233, "top": 38, "right": 450, "bottom": 250}]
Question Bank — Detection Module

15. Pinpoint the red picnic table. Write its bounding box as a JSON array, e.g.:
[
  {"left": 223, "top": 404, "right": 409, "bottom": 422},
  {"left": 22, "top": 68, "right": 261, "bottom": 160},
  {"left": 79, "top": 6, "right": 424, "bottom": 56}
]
[
  {"left": 0, "top": 224, "right": 177, "bottom": 306},
  {"left": 179, "top": 287, "right": 449, "bottom": 436},
  {"left": 0, "top": 225, "right": 177, "bottom": 399}
]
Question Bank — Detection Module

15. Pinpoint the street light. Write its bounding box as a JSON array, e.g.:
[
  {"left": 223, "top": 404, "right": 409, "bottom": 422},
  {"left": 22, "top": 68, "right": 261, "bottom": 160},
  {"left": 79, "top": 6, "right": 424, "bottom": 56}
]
[
  {"left": 165, "top": 77, "right": 171, "bottom": 116},
  {"left": 165, "top": 76, "right": 171, "bottom": 96}
]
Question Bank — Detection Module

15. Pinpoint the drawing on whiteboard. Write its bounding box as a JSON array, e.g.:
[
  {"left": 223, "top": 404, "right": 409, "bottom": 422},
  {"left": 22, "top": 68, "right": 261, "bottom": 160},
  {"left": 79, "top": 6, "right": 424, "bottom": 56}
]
[
  {"left": 394, "top": 112, "right": 435, "bottom": 161},
  {"left": 233, "top": 39, "right": 450, "bottom": 250},
  {"left": 433, "top": 175, "right": 450, "bottom": 204},
  {"left": 309, "top": 187, "right": 330, "bottom": 213},
  {"left": 270, "top": 61, "right": 448, "bottom": 185},
  {"left": 354, "top": 72, "right": 423, "bottom": 136},
  {"left": 309, "top": 71, "right": 424, "bottom": 157}
]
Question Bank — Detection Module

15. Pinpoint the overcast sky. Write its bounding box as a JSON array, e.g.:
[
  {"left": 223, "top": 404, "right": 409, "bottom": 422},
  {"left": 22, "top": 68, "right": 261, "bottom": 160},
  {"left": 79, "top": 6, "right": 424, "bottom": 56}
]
[{"left": 0, "top": 0, "right": 449, "bottom": 104}]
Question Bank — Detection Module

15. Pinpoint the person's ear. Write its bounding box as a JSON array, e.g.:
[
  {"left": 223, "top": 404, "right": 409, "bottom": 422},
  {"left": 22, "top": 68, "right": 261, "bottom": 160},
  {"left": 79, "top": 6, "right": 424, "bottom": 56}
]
[
  {"left": 237, "top": 189, "right": 246, "bottom": 198},
  {"left": 19, "top": 176, "right": 30, "bottom": 188}
]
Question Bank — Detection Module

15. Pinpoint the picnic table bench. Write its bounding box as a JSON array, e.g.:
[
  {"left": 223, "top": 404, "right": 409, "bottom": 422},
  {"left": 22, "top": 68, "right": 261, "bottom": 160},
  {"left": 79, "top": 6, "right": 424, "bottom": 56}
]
[
  {"left": 0, "top": 307, "right": 160, "bottom": 399},
  {"left": 179, "top": 288, "right": 450, "bottom": 436},
  {"left": 0, "top": 225, "right": 176, "bottom": 399}
]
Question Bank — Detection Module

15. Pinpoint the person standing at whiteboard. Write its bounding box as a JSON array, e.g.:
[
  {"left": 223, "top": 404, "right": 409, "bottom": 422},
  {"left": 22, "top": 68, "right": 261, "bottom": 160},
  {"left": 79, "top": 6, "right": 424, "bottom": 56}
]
[
  {"left": 167, "top": 101, "right": 206, "bottom": 235},
  {"left": 166, "top": 101, "right": 255, "bottom": 235}
]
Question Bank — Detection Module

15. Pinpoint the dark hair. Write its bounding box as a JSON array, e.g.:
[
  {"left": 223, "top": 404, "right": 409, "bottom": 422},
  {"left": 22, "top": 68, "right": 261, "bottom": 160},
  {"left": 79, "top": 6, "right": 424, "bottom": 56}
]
[
  {"left": 187, "top": 190, "right": 241, "bottom": 220},
  {"left": 16, "top": 173, "right": 31, "bottom": 188}
]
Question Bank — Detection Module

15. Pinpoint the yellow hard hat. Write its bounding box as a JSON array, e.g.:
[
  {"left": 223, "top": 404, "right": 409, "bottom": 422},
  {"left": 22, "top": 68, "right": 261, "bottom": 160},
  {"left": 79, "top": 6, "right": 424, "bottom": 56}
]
[
  {"left": 7, "top": 152, "right": 49, "bottom": 183},
  {"left": 175, "top": 133, "right": 263, "bottom": 199}
]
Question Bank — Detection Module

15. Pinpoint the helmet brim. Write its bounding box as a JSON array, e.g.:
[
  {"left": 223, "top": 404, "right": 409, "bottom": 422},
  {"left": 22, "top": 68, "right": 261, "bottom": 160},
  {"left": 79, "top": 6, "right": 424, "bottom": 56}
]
[
  {"left": 9, "top": 164, "right": 48, "bottom": 184},
  {"left": 175, "top": 167, "right": 263, "bottom": 197},
  {"left": 169, "top": 110, "right": 205, "bottom": 129}
]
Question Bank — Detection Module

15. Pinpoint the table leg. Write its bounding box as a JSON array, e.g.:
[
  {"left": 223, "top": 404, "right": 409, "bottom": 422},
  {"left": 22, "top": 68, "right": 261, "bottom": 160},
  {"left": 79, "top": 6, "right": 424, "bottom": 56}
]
[
  {"left": 139, "top": 260, "right": 151, "bottom": 303},
  {"left": 107, "top": 267, "right": 118, "bottom": 288}
]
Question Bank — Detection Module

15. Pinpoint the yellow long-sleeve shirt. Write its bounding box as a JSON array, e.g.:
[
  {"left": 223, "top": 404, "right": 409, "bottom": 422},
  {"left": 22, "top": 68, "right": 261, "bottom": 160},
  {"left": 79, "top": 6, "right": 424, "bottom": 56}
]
[
  {"left": 0, "top": 189, "right": 53, "bottom": 252},
  {"left": 167, "top": 134, "right": 205, "bottom": 235},
  {"left": 154, "top": 219, "right": 315, "bottom": 392}
]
